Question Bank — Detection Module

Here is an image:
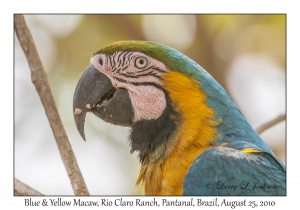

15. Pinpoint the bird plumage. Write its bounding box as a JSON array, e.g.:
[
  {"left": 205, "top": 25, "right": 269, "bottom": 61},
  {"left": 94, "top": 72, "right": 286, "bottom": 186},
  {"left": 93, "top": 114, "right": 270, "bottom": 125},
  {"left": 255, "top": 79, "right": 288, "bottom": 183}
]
[{"left": 73, "top": 40, "right": 286, "bottom": 195}]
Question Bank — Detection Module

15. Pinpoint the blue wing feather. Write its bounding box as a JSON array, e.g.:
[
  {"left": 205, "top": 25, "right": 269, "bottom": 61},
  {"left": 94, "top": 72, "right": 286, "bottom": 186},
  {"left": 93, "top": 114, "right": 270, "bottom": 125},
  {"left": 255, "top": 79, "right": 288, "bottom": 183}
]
[{"left": 183, "top": 147, "right": 286, "bottom": 195}]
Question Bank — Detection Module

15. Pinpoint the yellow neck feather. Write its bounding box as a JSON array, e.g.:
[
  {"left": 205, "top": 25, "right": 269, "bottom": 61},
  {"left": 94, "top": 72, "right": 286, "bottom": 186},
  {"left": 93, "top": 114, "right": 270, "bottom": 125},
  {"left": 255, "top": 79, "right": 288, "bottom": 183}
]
[{"left": 136, "top": 71, "right": 220, "bottom": 195}]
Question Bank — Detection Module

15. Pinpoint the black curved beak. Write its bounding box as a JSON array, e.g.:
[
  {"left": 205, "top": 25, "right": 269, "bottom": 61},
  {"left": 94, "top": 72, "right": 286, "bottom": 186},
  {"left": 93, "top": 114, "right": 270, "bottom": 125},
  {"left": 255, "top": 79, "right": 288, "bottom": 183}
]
[{"left": 73, "top": 65, "right": 133, "bottom": 141}]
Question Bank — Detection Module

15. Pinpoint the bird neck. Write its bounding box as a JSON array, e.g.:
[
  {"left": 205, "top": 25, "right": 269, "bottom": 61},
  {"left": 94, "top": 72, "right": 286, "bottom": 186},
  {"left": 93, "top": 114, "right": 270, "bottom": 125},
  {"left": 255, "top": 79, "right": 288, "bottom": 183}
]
[
  {"left": 129, "top": 89, "right": 179, "bottom": 163},
  {"left": 135, "top": 71, "right": 221, "bottom": 195}
]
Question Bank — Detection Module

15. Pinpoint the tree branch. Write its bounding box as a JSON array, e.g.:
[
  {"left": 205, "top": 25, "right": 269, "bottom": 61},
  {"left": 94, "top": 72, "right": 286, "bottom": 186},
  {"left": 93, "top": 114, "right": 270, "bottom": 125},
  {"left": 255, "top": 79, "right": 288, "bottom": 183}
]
[
  {"left": 14, "top": 178, "right": 44, "bottom": 196},
  {"left": 256, "top": 114, "right": 286, "bottom": 135},
  {"left": 14, "top": 14, "right": 89, "bottom": 196}
]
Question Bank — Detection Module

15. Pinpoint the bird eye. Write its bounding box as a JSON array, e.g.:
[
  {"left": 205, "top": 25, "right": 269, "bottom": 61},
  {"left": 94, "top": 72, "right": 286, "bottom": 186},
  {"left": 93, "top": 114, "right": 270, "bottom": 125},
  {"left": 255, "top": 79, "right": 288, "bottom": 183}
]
[
  {"left": 135, "top": 57, "right": 148, "bottom": 69},
  {"left": 99, "top": 58, "right": 103, "bottom": 66}
]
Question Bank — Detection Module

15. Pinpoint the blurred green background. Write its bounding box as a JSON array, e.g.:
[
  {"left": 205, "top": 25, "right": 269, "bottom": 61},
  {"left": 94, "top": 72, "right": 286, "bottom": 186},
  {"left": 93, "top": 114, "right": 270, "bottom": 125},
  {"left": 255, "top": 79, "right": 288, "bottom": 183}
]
[{"left": 14, "top": 14, "right": 286, "bottom": 195}]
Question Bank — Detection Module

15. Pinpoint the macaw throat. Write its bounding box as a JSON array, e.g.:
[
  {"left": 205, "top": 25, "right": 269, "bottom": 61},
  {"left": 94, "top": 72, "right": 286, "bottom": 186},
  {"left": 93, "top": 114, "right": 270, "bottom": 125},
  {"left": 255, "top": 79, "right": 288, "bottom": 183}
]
[{"left": 129, "top": 92, "right": 180, "bottom": 163}]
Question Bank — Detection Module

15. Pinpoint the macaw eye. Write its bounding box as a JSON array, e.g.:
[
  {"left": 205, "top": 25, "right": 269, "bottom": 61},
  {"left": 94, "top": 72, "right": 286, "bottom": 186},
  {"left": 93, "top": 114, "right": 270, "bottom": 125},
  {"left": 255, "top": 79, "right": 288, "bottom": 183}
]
[{"left": 135, "top": 57, "right": 148, "bottom": 69}]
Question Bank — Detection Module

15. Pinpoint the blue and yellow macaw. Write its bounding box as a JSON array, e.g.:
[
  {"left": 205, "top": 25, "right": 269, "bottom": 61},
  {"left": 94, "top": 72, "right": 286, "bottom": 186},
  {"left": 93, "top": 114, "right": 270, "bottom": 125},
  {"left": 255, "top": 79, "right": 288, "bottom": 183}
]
[{"left": 73, "top": 41, "right": 286, "bottom": 195}]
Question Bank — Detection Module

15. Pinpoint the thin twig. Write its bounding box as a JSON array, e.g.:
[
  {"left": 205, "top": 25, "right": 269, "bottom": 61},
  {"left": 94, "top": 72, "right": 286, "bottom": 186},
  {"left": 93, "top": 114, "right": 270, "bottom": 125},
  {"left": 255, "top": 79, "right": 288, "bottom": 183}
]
[
  {"left": 14, "top": 178, "right": 44, "bottom": 196},
  {"left": 256, "top": 114, "right": 286, "bottom": 135},
  {"left": 14, "top": 14, "right": 89, "bottom": 196}
]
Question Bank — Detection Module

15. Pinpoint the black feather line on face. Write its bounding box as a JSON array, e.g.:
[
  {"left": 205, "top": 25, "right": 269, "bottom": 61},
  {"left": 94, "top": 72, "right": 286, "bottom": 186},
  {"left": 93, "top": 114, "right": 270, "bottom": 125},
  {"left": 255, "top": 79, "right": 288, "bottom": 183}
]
[{"left": 128, "top": 90, "right": 180, "bottom": 163}]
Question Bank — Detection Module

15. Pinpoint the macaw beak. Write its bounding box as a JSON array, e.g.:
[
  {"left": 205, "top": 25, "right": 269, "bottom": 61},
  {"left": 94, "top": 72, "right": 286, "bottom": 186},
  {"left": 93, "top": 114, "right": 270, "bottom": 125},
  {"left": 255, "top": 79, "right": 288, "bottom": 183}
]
[{"left": 73, "top": 64, "right": 133, "bottom": 140}]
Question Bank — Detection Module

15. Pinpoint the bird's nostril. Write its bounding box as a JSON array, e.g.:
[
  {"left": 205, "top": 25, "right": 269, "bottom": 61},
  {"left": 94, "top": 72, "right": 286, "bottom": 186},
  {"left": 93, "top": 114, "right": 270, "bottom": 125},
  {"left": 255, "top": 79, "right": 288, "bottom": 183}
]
[{"left": 99, "top": 58, "right": 103, "bottom": 66}]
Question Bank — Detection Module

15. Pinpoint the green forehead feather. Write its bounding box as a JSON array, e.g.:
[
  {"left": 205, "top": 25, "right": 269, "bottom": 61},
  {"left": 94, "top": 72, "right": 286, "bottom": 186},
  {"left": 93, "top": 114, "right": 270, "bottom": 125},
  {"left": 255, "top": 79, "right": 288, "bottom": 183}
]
[
  {"left": 95, "top": 41, "right": 195, "bottom": 71},
  {"left": 96, "top": 41, "right": 169, "bottom": 60}
]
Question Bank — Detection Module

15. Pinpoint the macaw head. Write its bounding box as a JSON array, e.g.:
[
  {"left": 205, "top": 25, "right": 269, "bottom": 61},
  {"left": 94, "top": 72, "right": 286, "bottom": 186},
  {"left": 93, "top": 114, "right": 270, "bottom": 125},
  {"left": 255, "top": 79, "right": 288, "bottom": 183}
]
[
  {"left": 74, "top": 41, "right": 173, "bottom": 128},
  {"left": 73, "top": 40, "right": 255, "bottom": 162}
]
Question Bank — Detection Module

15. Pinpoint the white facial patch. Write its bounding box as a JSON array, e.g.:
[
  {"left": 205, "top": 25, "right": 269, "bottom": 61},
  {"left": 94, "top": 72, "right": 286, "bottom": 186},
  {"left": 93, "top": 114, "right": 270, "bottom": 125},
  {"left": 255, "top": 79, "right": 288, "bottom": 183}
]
[{"left": 119, "top": 83, "right": 166, "bottom": 122}]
